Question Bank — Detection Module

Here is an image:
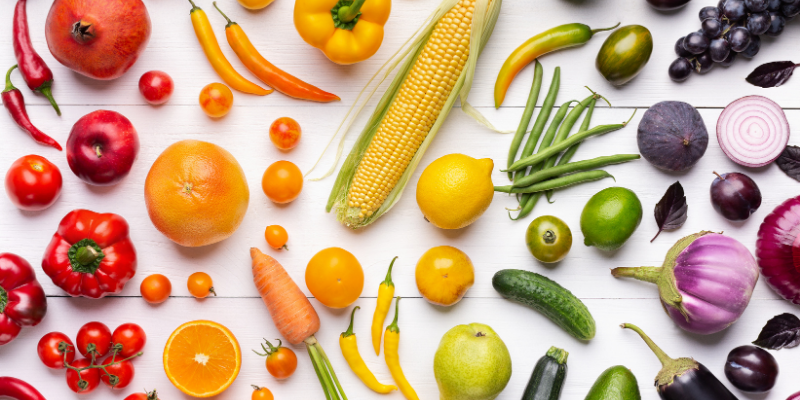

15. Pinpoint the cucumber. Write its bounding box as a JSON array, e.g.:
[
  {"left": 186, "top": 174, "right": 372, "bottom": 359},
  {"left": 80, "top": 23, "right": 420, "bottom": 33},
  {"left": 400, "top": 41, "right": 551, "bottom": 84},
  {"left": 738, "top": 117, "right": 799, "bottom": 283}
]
[
  {"left": 522, "top": 346, "right": 569, "bottom": 400},
  {"left": 584, "top": 365, "right": 641, "bottom": 400},
  {"left": 492, "top": 269, "right": 595, "bottom": 340}
]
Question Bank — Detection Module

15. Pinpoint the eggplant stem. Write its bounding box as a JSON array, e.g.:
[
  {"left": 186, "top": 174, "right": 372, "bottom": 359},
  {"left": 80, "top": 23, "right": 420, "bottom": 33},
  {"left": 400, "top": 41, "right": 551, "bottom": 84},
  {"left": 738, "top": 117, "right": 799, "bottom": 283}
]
[
  {"left": 621, "top": 323, "right": 673, "bottom": 366},
  {"left": 610, "top": 266, "right": 661, "bottom": 283}
]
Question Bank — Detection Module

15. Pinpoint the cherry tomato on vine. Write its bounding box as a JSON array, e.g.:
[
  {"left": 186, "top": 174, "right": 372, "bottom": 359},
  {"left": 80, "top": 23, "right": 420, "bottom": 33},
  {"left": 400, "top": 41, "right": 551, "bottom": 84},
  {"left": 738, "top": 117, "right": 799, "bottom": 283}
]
[
  {"left": 199, "top": 82, "right": 233, "bottom": 118},
  {"left": 269, "top": 117, "right": 302, "bottom": 150},
  {"left": 112, "top": 323, "right": 147, "bottom": 357},
  {"left": 187, "top": 272, "right": 216, "bottom": 298},
  {"left": 140, "top": 273, "right": 172, "bottom": 304},
  {"left": 76, "top": 321, "right": 112, "bottom": 357},
  {"left": 252, "top": 385, "right": 275, "bottom": 400},
  {"left": 254, "top": 338, "right": 297, "bottom": 380},
  {"left": 66, "top": 358, "right": 100, "bottom": 393},
  {"left": 261, "top": 161, "right": 303, "bottom": 204},
  {"left": 100, "top": 355, "right": 135, "bottom": 389},
  {"left": 4, "top": 154, "right": 62, "bottom": 211},
  {"left": 265, "top": 225, "right": 288, "bottom": 250},
  {"left": 125, "top": 390, "right": 160, "bottom": 400},
  {"left": 37, "top": 331, "right": 75, "bottom": 369},
  {"left": 525, "top": 215, "right": 573, "bottom": 263}
]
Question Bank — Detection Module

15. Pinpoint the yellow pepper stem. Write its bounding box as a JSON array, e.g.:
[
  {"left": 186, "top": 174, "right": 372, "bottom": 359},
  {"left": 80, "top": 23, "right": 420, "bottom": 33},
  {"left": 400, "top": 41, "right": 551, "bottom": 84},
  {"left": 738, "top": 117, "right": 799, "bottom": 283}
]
[
  {"left": 383, "top": 257, "right": 397, "bottom": 287},
  {"left": 212, "top": 2, "right": 238, "bottom": 28},
  {"left": 187, "top": 0, "right": 200, "bottom": 12},
  {"left": 387, "top": 297, "right": 400, "bottom": 333},
  {"left": 342, "top": 306, "right": 360, "bottom": 337},
  {"left": 331, "top": 0, "right": 367, "bottom": 29},
  {"left": 338, "top": 0, "right": 367, "bottom": 22}
]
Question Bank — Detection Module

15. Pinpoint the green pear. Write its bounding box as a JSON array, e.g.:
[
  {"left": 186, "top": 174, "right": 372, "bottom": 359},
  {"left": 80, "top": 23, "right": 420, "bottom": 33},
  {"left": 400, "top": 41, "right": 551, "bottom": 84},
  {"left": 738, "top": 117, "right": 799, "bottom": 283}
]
[{"left": 434, "top": 323, "right": 512, "bottom": 400}]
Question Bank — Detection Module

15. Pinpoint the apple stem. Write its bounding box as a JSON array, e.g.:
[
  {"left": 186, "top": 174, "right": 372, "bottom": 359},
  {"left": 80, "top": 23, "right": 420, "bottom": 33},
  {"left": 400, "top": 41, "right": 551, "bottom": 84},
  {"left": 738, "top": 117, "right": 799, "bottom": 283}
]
[{"left": 94, "top": 145, "right": 102, "bottom": 158}]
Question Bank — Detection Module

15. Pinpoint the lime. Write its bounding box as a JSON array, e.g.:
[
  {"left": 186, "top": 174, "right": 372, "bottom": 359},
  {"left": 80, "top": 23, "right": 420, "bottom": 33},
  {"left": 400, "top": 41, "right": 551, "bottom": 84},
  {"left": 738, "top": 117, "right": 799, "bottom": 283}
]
[{"left": 580, "top": 187, "right": 642, "bottom": 252}]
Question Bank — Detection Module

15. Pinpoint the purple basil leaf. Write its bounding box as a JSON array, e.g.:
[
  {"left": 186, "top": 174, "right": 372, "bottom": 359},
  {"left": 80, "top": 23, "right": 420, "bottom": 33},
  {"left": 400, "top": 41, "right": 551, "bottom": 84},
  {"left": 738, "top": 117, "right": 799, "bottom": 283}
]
[
  {"left": 651, "top": 181, "right": 687, "bottom": 242},
  {"left": 746, "top": 61, "right": 798, "bottom": 88},
  {"left": 776, "top": 145, "right": 800, "bottom": 182},
  {"left": 753, "top": 313, "right": 800, "bottom": 350}
]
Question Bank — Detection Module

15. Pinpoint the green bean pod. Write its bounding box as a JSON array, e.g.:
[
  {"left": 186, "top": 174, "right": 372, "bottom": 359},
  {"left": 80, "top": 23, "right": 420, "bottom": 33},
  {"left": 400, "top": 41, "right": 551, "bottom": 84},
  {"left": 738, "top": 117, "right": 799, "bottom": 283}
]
[
  {"left": 515, "top": 67, "right": 560, "bottom": 182},
  {"left": 496, "top": 170, "right": 615, "bottom": 194},
  {"left": 557, "top": 98, "right": 597, "bottom": 168},
  {"left": 546, "top": 96, "right": 597, "bottom": 202},
  {"left": 507, "top": 61, "right": 544, "bottom": 180},
  {"left": 513, "top": 154, "right": 640, "bottom": 188}
]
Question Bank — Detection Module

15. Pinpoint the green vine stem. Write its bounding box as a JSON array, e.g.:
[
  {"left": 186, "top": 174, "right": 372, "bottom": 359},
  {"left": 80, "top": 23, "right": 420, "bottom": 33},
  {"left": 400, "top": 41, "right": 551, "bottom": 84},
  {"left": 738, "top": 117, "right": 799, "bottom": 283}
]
[{"left": 59, "top": 341, "right": 143, "bottom": 392}]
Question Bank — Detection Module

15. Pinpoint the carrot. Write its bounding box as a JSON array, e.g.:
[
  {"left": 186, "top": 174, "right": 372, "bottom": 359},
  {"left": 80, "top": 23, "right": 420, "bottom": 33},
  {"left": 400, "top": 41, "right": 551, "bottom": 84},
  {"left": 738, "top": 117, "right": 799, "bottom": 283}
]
[{"left": 250, "top": 248, "right": 348, "bottom": 400}]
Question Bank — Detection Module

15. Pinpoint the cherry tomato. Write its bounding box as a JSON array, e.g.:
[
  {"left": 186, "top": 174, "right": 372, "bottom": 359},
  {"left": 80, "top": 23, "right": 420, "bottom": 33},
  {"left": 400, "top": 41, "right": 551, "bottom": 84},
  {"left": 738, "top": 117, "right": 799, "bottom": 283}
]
[
  {"left": 525, "top": 215, "right": 572, "bottom": 263},
  {"left": 66, "top": 358, "right": 101, "bottom": 393},
  {"left": 252, "top": 385, "right": 275, "bottom": 400},
  {"left": 261, "top": 161, "right": 303, "bottom": 204},
  {"left": 100, "top": 354, "right": 135, "bottom": 389},
  {"left": 269, "top": 117, "right": 302, "bottom": 150},
  {"left": 254, "top": 339, "right": 297, "bottom": 380},
  {"left": 112, "top": 323, "right": 147, "bottom": 357},
  {"left": 140, "top": 274, "right": 172, "bottom": 304},
  {"left": 4, "top": 154, "right": 62, "bottom": 211},
  {"left": 187, "top": 272, "right": 216, "bottom": 298},
  {"left": 199, "top": 82, "right": 233, "bottom": 118},
  {"left": 37, "top": 332, "right": 75, "bottom": 369},
  {"left": 124, "top": 390, "right": 160, "bottom": 400},
  {"left": 76, "top": 321, "right": 112, "bottom": 358},
  {"left": 139, "top": 71, "right": 174, "bottom": 105},
  {"left": 265, "top": 225, "right": 288, "bottom": 250},
  {"left": 305, "top": 247, "right": 364, "bottom": 308}
]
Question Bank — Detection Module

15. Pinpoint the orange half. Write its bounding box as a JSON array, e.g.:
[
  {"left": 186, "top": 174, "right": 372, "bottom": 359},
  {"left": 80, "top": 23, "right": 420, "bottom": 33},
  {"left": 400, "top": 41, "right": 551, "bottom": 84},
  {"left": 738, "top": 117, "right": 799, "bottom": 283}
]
[{"left": 163, "top": 320, "right": 242, "bottom": 398}]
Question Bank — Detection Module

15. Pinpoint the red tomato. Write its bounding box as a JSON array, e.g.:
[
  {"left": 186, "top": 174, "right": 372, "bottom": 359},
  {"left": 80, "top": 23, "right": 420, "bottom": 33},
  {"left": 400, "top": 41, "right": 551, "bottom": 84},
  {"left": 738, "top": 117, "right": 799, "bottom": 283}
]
[
  {"left": 4, "top": 154, "right": 62, "bottom": 211},
  {"left": 37, "top": 332, "right": 75, "bottom": 369},
  {"left": 76, "top": 321, "right": 112, "bottom": 358},
  {"left": 139, "top": 71, "right": 174, "bottom": 105},
  {"left": 125, "top": 390, "right": 159, "bottom": 400},
  {"left": 112, "top": 323, "right": 147, "bottom": 357},
  {"left": 269, "top": 117, "right": 302, "bottom": 150},
  {"left": 199, "top": 83, "right": 233, "bottom": 118},
  {"left": 66, "top": 358, "right": 100, "bottom": 393},
  {"left": 255, "top": 339, "right": 298, "bottom": 380},
  {"left": 100, "top": 355, "right": 135, "bottom": 389}
]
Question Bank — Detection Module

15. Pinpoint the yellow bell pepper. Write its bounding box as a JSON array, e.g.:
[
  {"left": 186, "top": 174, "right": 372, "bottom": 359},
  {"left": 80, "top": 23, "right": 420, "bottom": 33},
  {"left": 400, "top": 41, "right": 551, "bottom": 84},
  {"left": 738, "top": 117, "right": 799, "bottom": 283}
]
[{"left": 294, "top": 0, "right": 391, "bottom": 65}]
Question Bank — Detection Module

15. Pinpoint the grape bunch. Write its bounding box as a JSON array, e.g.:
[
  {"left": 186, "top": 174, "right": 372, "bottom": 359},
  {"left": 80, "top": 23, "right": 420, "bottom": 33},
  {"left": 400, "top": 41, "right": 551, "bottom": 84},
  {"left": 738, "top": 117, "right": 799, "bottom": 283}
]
[{"left": 669, "top": 0, "right": 798, "bottom": 81}]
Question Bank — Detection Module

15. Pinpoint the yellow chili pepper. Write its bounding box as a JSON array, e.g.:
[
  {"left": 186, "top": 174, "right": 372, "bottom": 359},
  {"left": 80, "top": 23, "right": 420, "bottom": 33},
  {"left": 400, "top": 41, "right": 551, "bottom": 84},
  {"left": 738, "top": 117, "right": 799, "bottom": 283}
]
[
  {"left": 371, "top": 257, "right": 396, "bottom": 355},
  {"left": 293, "top": 0, "right": 391, "bottom": 65},
  {"left": 186, "top": 0, "right": 271, "bottom": 95},
  {"left": 339, "top": 307, "right": 398, "bottom": 394},
  {"left": 384, "top": 297, "right": 418, "bottom": 400}
]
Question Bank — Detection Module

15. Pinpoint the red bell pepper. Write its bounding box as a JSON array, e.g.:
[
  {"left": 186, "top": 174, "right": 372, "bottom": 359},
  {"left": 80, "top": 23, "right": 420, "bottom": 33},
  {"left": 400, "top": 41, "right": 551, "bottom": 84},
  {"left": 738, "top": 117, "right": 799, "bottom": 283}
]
[
  {"left": 0, "top": 377, "right": 47, "bottom": 400},
  {"left": 42, "top": 209, "right": 137, "bottom": 299},
  {"left": 0, "top": 254, "right": 47, "bottom": 346}
]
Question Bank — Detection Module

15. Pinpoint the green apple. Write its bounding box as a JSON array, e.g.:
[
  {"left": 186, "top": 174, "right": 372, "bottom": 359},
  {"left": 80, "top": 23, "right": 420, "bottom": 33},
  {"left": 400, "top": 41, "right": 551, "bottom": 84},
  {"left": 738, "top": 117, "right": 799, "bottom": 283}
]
[{"left": 434, "top": 323, "right": 512, "bottom": 400}]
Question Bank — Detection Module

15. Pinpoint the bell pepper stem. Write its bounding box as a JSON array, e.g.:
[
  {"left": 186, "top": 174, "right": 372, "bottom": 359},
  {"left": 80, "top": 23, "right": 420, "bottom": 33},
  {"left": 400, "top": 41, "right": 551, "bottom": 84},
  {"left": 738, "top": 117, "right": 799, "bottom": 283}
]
[
  {"left": 342, "top": 306, "right": 359, "bottom": 337},
  {"left": 3, "top": 65, "right": 19, "bottom": 93},
  {"left": 338, "top": 0, "right": 367, "bottom": 23},
  {"left": 0, "top": 286, "right": 7, "bottom": 314},
  {"left": 75, "top": 246, "right": 101, "bottom": 266}
]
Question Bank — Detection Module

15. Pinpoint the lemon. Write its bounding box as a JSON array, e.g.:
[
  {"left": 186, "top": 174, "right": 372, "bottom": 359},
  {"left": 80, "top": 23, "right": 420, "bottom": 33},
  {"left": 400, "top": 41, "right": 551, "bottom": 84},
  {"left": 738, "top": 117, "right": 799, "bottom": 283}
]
[{"left": 416, "top": 154, "right": 494, "bottom": 229}]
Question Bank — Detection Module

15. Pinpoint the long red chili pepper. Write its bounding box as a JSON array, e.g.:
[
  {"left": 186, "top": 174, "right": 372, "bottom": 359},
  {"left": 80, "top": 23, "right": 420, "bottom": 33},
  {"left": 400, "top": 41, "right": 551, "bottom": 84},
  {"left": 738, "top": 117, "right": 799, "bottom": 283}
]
[
  {"left": 13, "top": 0, "right": 60, "bottom": 116},
  {"left": 0, "top": 377, "right": 47, "bottom": 400},
  {"left": 2, "top": 65, "right": 62, "bottom": 151}
]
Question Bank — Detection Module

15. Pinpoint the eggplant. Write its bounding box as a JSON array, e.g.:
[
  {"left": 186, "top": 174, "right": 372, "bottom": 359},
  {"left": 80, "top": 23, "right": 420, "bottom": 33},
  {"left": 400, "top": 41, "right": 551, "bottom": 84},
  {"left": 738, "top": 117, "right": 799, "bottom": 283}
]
[{"left": 622, "top": 323, "right": 739, "bottom": 400}]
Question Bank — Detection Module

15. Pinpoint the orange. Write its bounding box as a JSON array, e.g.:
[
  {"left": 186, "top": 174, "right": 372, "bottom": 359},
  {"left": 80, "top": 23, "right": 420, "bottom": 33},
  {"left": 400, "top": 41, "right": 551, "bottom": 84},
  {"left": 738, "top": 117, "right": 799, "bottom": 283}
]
[
  {"left": 145, "top": 140, "right": 249, "bottom": 247},
  {"left": 261, "top": 161, "right": 303, "bottom": 204},
  {"left": 305, "top": 247, "right": 364, "bottom": 308},
  {"left": 163, "top": 320, "right": 241, "bottom": 398}
]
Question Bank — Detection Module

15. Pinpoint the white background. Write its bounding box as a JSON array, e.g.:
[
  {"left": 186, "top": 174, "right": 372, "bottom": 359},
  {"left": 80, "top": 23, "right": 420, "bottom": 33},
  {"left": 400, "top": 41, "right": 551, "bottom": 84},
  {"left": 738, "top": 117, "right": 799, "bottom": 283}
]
[{"left": 1, "top": 0, "right": 800, "bottom": 399}]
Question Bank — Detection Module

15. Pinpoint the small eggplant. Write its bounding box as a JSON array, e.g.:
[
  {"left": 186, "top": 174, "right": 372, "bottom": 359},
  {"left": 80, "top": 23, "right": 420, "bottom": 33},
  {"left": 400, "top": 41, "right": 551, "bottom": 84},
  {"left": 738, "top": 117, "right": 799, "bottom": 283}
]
[{"left": 622, "top": 323, "right": 739, "bottom": 400}]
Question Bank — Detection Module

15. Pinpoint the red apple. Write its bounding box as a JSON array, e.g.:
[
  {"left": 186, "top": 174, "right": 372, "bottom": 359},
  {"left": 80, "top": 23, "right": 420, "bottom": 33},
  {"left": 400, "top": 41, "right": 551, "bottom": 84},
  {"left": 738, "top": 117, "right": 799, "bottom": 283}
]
[
  {"left": 67, "top": 110, "right": 140, "bottom": 186},
  {"left": 45, "top": 0, "right": 151, "bottom": 80},
  {"left": 139, "top": 71, "right": 174, "bottom": 105}
]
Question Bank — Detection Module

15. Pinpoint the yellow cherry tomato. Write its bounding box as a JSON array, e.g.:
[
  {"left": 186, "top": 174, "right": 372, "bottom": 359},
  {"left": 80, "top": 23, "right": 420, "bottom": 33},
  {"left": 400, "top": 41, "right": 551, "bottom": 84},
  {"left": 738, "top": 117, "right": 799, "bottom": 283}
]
[
  {"left": 306, "top": 247, "right": 364, "bottom": 308},
  {"left": 251, "top": 385, "right": 274, "bottom": 400},
  {"left": 269, "top": 117, "right": 302, "bottom": 151},
  {"left": 261, "top": 161, "right": 303, "bottom": 204},
  {"left": 238, "top": 0, "right": 275, "bottom": 10},
  {"left": 140, "top": 274, "right": 172, "bottom": 304},
  {"left": 265, "top": 225, "right": 289, "bottom": 250},
  {"left": 187, "top": 272, "right": 216, "bottom": 298},
  {"left": 199, "top": 83, "right": 234, "bottom": 118}
]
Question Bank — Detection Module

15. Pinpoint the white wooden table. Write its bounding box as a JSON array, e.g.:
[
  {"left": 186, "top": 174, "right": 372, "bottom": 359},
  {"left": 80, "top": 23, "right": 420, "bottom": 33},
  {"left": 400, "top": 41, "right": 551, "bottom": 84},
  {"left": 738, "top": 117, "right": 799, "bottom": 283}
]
[{"left": 1, "top": 0, "right": 799, "bottom": 399}]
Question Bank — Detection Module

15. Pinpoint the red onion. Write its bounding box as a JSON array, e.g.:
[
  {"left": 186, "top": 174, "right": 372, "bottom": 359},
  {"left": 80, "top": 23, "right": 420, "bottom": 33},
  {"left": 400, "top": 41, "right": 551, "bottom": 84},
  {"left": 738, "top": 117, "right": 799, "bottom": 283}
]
[
  {"left": 788, "top": 391, "right": 800, "bottom": 400},
  {"left": 717, "top": 96, "right": 790, "bottom": 167},
  {"left": 612, "top": 231, "right": 759, "bottom": 335},
  {"left": 756, "top": 195, "right": 800, "bottom": 304}
]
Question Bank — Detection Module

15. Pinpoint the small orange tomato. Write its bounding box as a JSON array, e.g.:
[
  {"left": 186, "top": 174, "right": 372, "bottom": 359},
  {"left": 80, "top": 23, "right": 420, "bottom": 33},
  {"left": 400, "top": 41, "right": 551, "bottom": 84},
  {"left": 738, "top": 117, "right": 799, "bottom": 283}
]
[
  {"left": 140, "top": 274, "right": 172, "bottom": 304},
  {"left": 254, "top": 339, "right": 297, "bottom": 380},
  {"left": 262, "top": 161, "right": 303, "bottom": 204},
  {"left": 187, "top": 272, "right": 216, "bottom": 298},
  {"left": 265, "top": 225, "right": 288, "bottom": 250},
  {"left": 251, "top": 385, "right": 274, "bottom": 400},
  {"left": 305, "top": 247, "right": 364, "bottom": 308},
  {"left": 269, "top": 117, "right": 302, "bottom": 150},
  {"left": 199, "top": 83, "right": 233, "bottom": 118}
]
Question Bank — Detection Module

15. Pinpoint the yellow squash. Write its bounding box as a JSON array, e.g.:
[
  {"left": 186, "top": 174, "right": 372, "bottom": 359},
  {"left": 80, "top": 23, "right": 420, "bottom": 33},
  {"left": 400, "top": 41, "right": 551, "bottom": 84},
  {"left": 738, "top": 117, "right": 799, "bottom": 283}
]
[{"left": 339, "top": 307, "right": 397, "bottom": 394}]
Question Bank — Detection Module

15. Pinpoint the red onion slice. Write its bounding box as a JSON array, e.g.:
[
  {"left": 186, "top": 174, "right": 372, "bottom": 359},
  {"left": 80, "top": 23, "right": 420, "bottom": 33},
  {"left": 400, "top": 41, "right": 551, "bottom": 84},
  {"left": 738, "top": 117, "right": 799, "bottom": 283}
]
[{"left": 717, "top": 95, "right": 790, "bottom": 167}]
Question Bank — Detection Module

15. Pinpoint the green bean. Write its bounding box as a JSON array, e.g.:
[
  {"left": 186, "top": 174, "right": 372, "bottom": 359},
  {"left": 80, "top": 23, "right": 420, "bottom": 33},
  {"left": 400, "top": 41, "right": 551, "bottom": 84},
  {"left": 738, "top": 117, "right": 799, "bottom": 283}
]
[
  {"left": 513, "top": 154, "right": 640, "bottom": 188},
  {"left": 514, "top": 67, "right": 560, "bottom": 182},
  {"left": 495, "top": 170, "right": 615, "bottom": 194},
  {"left": 542, "top": 94, "right": 596, "bottom": 202},
  {"left": 510, "top": 192, "right": 541, "bottom": 220},
  {"left": 557, "top": 96, "right": 597, "bottom": 167},
  {"left": 507, "top": 61, "right": 543, "bottom": 180}
]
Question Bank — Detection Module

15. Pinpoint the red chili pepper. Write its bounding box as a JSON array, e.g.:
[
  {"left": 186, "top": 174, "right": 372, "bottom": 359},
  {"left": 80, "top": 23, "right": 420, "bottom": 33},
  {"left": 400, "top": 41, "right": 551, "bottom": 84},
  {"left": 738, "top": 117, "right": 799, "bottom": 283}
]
[
  {"left": 2, "top": 65, "right": 62, "bottom": 151},
  {"left": 0, "top": 254, "right": 47, "bottom": 346},
  {"left": 0, "top": 377, "right": 47, "bottom": 400},
  {"left": 13, "top": 0, "right": 60, "bottom": 115}
]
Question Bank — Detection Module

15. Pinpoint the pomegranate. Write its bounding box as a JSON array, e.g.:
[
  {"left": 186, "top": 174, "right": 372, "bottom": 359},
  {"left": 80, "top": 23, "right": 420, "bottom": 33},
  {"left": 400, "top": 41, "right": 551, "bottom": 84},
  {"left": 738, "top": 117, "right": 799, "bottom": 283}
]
[{"left": 45, "top": 0, "right": 151, "bottom": 80}]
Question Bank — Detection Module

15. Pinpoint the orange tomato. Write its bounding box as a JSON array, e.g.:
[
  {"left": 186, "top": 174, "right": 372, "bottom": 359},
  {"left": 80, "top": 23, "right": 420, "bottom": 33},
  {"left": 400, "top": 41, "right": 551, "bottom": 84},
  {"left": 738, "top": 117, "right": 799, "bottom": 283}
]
[
  {"left": 251, "top": 386, "right": 274, "bottom": 400},
  {"left": 261, "top": 161, "right": 303, "bottom": 204},
  {"left": 305, "top": 247, "right": 364, "bottom": 308},
  {"left": 140, "top": 274, "right": 172, "bottom": 304},
  {"left": 254, "top": 339, "right": 297, "bottom": 380},
  {"left": 187, "top": 272, "right": 216, "bottom": 298},
  {"left": 265, "top": 225, "right": 288, "bottom": 250},
  {"left": 269, "top": 117, "right": 302, "bottom": 150},
  {"left": 199, "top": 83, "right": 234, "bottom": 118}
]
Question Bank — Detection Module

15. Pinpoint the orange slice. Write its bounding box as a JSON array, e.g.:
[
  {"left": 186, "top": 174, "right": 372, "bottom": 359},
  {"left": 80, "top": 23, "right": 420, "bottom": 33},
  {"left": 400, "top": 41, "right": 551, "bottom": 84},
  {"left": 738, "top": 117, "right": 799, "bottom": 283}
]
[{"left": 163, "top": 320, "right": 242, "bottom": 398}]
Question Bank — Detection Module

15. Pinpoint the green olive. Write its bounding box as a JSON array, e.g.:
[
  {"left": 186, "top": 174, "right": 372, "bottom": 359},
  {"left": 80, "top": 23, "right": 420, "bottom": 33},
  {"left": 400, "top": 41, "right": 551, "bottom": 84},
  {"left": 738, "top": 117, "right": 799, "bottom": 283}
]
[
  {"left": 595, "top": 25, "right": 653, "bottom": 86},
  {"left": 525, "top": 215, "right": 572, "bottom": 263}
]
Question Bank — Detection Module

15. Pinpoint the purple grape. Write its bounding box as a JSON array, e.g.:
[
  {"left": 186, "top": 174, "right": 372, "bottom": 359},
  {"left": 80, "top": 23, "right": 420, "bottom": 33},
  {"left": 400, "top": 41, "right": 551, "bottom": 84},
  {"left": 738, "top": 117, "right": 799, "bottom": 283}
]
[
  {"left": 684, "top": 32, "right": 711, "bottom": 54},
  {"left": 702, "top": 18, "right": 724, "bottom": 37},
  {"left": 768, "top": 0, "right": 782, "bottom": 10},
  {"left": 710, "top": 173, "right": 761, "bottom": 221},
  {"left": 741, "top": 34, "right": 761, "bottom": 58},
  {"left": 674, "top": 36, "right": 693, "bottom": 57},
  {"left": 699, "top": 5, "right": 722, "bottom": 19},
  {"left": 709, "top": 38, "right": 731, "bottom": 62},
  {"left": 746, "top": 0, "right": 770, "bottom": 11},
  {"left": 695, "top": 52, "right": 715, "bottom": 74},
  {"left": 766, "top": 11, "right": 786, "bottom": 35},
  {"left": 669, "top": 58, "right": 693, "bottom": 82},
  {"left": 723, "top": 0, "right": 748, "bottom": 20},
  {"left": 781, "top": 0, "right": 800, "bottom": 16},
  {"left": 719, "top": 0, "right": 727, "bottom": 7},
  {"left": 729, "top": 27, "right": 752, "bottom": 52},
  {"left": 781, "top": 0, "right": 794, "bottom": 4},
  {"left": 724, "top": 346, "right": 777, "bottom": 392},
  {"left": 747, "top": 12, "right": 771, "bottom": 34},
  {"left": 719, "top": 50, "right": 737, "bottom": 67}
]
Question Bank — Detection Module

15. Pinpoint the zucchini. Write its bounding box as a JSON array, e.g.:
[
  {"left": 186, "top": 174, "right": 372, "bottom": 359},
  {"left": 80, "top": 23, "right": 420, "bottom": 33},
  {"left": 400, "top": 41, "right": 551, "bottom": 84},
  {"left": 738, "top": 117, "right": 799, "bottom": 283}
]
[
  {"left": 522, "top": 347, "right": 569, "bottom": 400},
  {"left": 492, "top": 269, "right": 596, "bottom": 340}
]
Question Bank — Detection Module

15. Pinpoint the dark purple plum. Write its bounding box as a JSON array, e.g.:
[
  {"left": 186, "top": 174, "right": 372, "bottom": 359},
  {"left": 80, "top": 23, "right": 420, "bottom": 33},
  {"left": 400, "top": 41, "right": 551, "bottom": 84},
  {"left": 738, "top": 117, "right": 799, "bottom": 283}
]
[
  {"left": 669, "top": 58, "right": 693, "bottom": 81},
  {"left": 724, "top": 345, "right": 778, "bottom": 393},
  {"left": 638, "top": 101, "right": 708, "bottom": 171},
  {"left": 699, "top": 5, "right": 722, "bottom": 19},
  {"left": 710, "top": 172, "right": 762, "bottom": 221},
  {"left": 675, "top": 36, "right": 693, "bottom": 57},
  {"left": 647, "top": 0, "right": 691, "bottom": 9},
  {"left": 766, "top": 12, "right": 786, "bottom": 35},
  {"left": 723, "top": 0, "right": 748, "bottom": 20}
]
